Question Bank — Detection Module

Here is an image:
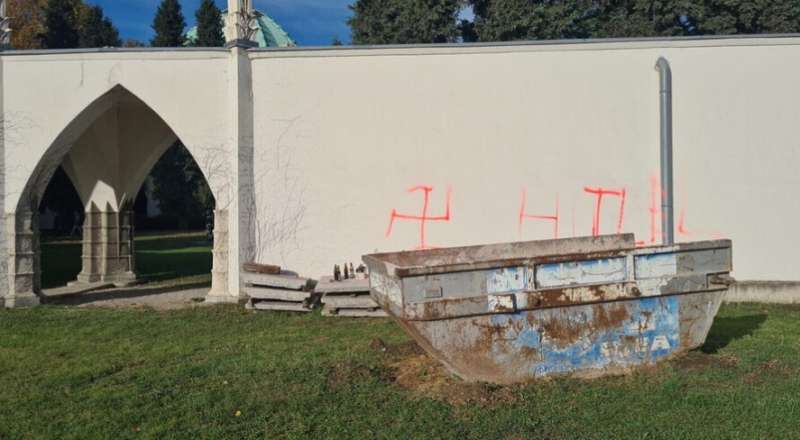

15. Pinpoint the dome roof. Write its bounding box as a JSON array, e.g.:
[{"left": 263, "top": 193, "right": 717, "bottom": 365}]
[{"left": 186, "top": 10, "right": 295, "bottom": 48}]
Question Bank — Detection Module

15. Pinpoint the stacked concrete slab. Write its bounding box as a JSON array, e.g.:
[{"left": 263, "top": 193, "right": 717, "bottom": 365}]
[
  {"left": 317, "top": 276, "right": 387, "bottom": 317},
  {"left": 243, "top": 266, "right": 316, "bottom": 312}
]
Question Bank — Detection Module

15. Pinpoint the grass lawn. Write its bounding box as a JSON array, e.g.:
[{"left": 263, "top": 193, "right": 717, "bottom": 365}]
[
  {"left": 0, "top": 303, "right": 799, "bottom": 439},
  {"left": 40, "top": 232, "right": 213, "bottom": 289}
]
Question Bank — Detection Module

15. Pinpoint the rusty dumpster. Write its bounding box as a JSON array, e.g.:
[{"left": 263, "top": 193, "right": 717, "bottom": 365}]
[{"left": 363, "top": 234, "right": 733, "bottom": 384}]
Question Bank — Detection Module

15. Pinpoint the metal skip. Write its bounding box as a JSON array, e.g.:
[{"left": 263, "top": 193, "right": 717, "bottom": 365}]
[{"left": 363, "top": 234, "right": 733, "bottom": 384}]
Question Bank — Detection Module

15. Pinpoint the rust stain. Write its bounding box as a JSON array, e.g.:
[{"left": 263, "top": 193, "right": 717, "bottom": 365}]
[
  {"left": 421, "top": 301, "right": 443, "bottom": 320},
  {"left": 592, "top": 303, "right": 630, "bottom": 332},
  {"left": 540, "top": 315, "right": 588, "bottom": 348},
  {"left": 451, "top": 318, "right": 514, "bottom": 383},
  {"left": 493, "top": 303, "right": 515, "bottom": 313},
  {"left": 392, "top": 248, "right": 631, "bottom": 277}
]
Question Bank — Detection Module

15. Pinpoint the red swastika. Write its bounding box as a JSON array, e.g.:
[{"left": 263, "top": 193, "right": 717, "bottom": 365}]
[
  {"left": 386, "top": 185, "right": 452, "bottom": 250},
  {"left": 518, "top": 189, "right": 559, "bottom": 239},
  {"left": 584, "top": 186, "right": 627, "bottom": 237}
]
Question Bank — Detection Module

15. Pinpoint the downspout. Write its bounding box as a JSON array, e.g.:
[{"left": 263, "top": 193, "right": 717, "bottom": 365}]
[{"left": 655, "top": 57, "right": 674, "bottom": 245}]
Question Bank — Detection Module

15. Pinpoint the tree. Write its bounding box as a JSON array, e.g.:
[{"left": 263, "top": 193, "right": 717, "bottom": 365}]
[
  {"left": 42, "top": 0, "right": 79, "bottom": 48},
  {"left": 582, "top": 1, "right": 705, "bottom": 38},
  {"left": 348, "top": 0, "right": 462, "bottom": 45},
  {"left": 122, "top": 38, "right": 145, "bottom": 47},
  {"left": 7, "top": 0, "right": 46, "bottom": 49},
  {"left": 465, "top": 0, "right": 800, "bottom": 42},
  {"left": 193, "top": 0, "right": 224, "bottom": 47},
  {"left": 151, "top": 0, "right": 185, "bottom": 47},
  {"left": 78, "top": 4, "right": 120, "bottom": 48},
  {"left": 699, "top": 0, "right": 800, "bottom": 35},
  {"left": 149, "top": 143, "right": 212, "bottom": 230},
  {"left": 39, "top": 167, "right": 83, "bottom": 235},
  {"left": 467, "top": 0, "right": 596, "bottom": 41}
]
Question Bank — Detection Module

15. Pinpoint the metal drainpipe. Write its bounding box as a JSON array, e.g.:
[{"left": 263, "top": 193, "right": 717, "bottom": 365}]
[{"left": 655, "top": 57, "right": 674, "bottom": 245}]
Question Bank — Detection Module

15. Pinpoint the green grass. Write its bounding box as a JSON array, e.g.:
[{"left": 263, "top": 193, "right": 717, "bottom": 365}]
[
  {"left": 40, "top": 232, "right": 212, "bottom": 289},
  {"left": 1, "top": 303, "right": 799, "bottom": 439}
]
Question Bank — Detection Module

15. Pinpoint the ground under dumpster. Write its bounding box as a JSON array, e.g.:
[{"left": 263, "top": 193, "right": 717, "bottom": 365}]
[{"left": 363, "top": 234, "right": 733, "bottom": 384}]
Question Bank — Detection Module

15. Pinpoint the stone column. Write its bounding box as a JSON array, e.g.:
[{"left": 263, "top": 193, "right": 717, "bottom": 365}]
[
  {"left": 0, "top": 0, "right": 11, "bottom": 49},
  {"left": 75, "top": 203, "right": 136, "bottom": 286},
  {"left": 205, "top": 209, "right": 231, "bottom": 302},
  {"left": 204, "top": 40, "right": 254, "bottom": 303},
  {"left": 5, "top": 211, "right": 41, "bottom": 308}
]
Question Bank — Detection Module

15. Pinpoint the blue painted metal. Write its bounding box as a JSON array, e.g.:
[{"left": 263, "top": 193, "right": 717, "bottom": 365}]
[
  {"left": 488, "top": 296, "right": 679, "bottom": 377},
  {"left": 364, "top": 234, "right": 733, "bottom": 384}
]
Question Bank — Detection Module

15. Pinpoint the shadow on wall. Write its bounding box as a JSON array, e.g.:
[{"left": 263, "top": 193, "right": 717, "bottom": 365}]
[{"left": 701, "top": 314, "right": 768, "bottom": 354}]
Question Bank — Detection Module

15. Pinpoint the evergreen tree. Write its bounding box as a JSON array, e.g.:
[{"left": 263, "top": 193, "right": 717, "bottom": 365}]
[
  {"left": 150, "top": 143, "right": 212, "bottom": 230},
  {"left": 348, "top": 0, "right": 462, "bottom": 45},
  {"left": 465, "top": 0, "right": 800, "bottom": 42},
  {"left": 42, "top": 0, "right": 79, "bottom": 48},
  {"left": 151, "top": 0, "right": 186, "bottom": 47},
  {"left": 122, "top": 38, "right": 146, "bottom": 47},
  {"left": 468, "top": 0, "right": 595, "bottom": 41},
  {"left": 699, "top": 0, "right": 800, "bottom": 35},
  {"left": 193, "top": 0, "right": 224, "bottom": 47},
  {"left": 78, "top": 5, "right": 120, "bottom": 48}
]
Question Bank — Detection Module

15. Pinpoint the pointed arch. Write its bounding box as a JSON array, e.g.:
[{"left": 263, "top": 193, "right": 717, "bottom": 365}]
[
  {"left": 8, "top": 83, "right": 230, "bottom": 302},
  {"left": 14, "top": 84, "right": 225, "bottom": 214}
]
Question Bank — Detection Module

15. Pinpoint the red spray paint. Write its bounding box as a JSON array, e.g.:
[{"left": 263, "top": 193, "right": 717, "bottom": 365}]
[
  {"left": 519, "top": 189, "right": 559, "bottom": 239},
  {"left": 386, "top": 185, "right": 452, "bottom": 250},
  {"left": 583, "top": 186, "right": 627, "bottom": 236}
]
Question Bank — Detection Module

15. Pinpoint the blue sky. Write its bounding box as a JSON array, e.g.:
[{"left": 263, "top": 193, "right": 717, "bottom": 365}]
[{"left": 95, "top": 0, "right": 355, "bottom": 46}]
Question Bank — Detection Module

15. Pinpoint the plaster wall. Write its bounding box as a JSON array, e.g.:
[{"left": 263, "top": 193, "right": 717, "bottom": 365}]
[
  {"left": 249, "top": 37, "right": 800, "bottom": 281},
  {"left": 2, "top": 38, "right": 800, "bottom": 304},
  {"left": 61, "top": 98, "right": 177, "bottom": 211},
  {"left": 1, "top": 49, "right": 241, "bottom": 301},
  {"left": 1, "top": 50, "right": 233, "bottom": 212}
]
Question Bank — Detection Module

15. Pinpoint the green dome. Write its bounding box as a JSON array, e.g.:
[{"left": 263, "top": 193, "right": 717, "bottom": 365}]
[{"left": 186, "top": 10, "right": 296, "bottom": 47}]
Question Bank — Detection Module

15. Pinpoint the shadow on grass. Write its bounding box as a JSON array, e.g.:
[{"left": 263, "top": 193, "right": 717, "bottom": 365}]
[{"left": 701, "top": 314, "right": 767, "bottom": 353}]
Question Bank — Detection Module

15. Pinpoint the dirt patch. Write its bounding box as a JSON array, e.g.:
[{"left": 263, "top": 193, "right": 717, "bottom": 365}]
[
  {"left": 327, "top": 361, "right": 389, "bottom": 389},
  {"left": 379, "top": 339, "right": 517, "bottom": 407},
  {"left": 742, "top": 359, "right": 796, "bottom": 385},
  {"left": 672, "top": 351, "right": 739, "bottom": 372}
]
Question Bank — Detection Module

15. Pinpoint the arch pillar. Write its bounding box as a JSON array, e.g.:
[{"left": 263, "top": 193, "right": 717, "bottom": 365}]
[
  {"left": 205, "top": 46, "right": 253, "bottom": 304},
  {"left": 206, "top": 209, "right": 230, "bottom": 300},
  {"left": 75, "top": 202, "right": 136, "bottom": 286},
  {"left": 5, "top": 211, "right": 41, "bottom": 308}
]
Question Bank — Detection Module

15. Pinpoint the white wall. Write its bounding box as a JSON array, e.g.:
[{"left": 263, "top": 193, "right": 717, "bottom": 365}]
[
  {"left": 250, "top": 37, "right": 800, "bottom": 281},
  {"left": 3, "top": 39, "right": 799, "bottom": 289},
  {"left": 1, "top": 49, "right": 242, "bottom": 300},
  {"left": 1, "top": 50, "right": 233, "bottom": 212}
]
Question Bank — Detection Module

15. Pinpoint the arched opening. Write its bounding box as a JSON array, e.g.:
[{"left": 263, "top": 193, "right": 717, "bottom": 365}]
[
  {"left": 8, "top": 85, "right": 228, "bottom": 306},
  {"left": 126, "top": 141, "right": 216, "bottom": 286},
  {"left": 39, "top": 166, "right": 83, "bottom": 289}
]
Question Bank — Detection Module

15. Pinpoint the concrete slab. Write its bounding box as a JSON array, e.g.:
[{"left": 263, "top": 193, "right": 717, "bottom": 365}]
[
  {"left": 315, "top": 276, "right": 370, "bottom": 294},
  {"left": 321, "top": 305, "right": 387, "bottom": 317},
  {"left": 252, "top": 300, "right": 312, "bottom": 312},
  {"left": 243, "top": 272, "right": 310, "bottom": 290},
  {"left": 725, "top": 281, "right": 800, "bottom": 304},
  {"left": 246, "top": 286, "right": 313, "bottom": 302},
  {"left": 322, "top": 294, "right": 378, "bottom": 309}
]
